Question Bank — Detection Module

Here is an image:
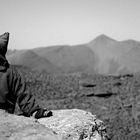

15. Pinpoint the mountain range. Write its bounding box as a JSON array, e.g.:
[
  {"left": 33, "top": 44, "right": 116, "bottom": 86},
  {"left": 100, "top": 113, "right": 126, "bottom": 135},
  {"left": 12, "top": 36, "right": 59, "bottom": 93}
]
[{"left": 6, "top": 34, "right": 140, "bottom": 75}]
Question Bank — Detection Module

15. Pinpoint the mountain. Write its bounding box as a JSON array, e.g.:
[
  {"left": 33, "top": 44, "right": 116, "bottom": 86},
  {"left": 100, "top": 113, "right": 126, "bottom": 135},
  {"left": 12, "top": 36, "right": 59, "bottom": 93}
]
[
  {"left": 87, "top": 35, "right": 140, "bottom": 74},
  {"left": 89, "top": 34, "right": 117, "bottom": 45},
  {"left": 33, "top": 45, "right": 96, "bottom": 73},
  {"left": 6, "top": 34, "right": 140, "bottom": 75},
  {"left": 7, "top": 50, "right": 61, "bottom": 73}
]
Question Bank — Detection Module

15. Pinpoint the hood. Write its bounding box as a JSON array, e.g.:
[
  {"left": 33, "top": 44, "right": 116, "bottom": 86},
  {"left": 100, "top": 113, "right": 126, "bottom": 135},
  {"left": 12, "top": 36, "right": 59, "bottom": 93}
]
[
  {"left": 0, "top": 32, "right": 10, "bottom": 71},
  {"left": 0, "top": 55, "right": 9, "bottom": 71},
  {"left": 0, "top": 32, "right": 9, "bottom": 57}
]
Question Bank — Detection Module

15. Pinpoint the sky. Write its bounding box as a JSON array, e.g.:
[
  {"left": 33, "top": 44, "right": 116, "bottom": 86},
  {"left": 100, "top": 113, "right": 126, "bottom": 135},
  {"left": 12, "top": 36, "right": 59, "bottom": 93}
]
[{"left": 0, "top": 0, "right": 140, "bottom": 50}]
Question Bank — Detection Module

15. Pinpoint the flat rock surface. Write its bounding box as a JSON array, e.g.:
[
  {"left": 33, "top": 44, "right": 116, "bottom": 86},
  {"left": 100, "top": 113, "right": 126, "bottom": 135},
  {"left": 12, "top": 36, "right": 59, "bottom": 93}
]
[
  {"left": 0, "top": 109, "right": 62, "bottom": 140},
  {"left": 39, "top": 109, "right": 108, "bottom": 140},
  {"left": 0, "top": 109, "right": 108, "bottom": 140}
]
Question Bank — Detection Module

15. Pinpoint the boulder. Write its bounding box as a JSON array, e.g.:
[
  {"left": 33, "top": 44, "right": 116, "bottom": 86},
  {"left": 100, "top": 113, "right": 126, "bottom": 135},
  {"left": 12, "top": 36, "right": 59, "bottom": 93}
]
[
  {"left": 0, "top": 109, "right": 62, "bottom": 140},
  {"left": 0, "top": 109, "right": 109, "bottom": 140},
  {"left": 39, "top": 109, "right": 108, "bottom": 140}
]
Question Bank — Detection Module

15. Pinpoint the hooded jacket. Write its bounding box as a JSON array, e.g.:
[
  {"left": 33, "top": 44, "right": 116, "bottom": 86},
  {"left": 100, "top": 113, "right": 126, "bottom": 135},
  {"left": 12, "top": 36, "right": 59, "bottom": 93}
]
[
  {"left": 0, "top": 56, "right": 42, "bottom": 116},
  {"left": 0, "top": 32, "right": 50, "bottom": 118}
]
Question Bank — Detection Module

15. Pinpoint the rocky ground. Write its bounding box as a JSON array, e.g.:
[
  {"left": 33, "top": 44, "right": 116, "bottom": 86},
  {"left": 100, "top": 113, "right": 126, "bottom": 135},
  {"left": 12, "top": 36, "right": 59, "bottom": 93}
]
[
  {"left": 0, "top": 109, "right": 108, "bottom": 140},
  {"left": 0, "top": 109, "right": 61, "bottom": 140},
  {"left": 14, "top": 66, "right": 140, "bottom": 140}
]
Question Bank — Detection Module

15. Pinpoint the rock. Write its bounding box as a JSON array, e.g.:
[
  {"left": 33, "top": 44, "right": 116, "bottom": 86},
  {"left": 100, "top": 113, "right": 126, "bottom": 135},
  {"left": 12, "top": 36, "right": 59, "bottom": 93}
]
[
  {"left": 0, "top": 109, "right": 109, "bottom": 140},
  {"left": 39, "top": 109, "right": 109, "bottom": 140},
  {"left": 0, "top": 109, "right": 62, "bottom": 140}
]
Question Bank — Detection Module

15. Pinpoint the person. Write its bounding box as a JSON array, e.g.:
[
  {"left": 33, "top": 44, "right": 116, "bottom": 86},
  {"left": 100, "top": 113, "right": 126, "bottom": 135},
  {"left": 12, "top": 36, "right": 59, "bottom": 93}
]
[{"left": 0, "top": 32, "right": 52, "bottom": 119}]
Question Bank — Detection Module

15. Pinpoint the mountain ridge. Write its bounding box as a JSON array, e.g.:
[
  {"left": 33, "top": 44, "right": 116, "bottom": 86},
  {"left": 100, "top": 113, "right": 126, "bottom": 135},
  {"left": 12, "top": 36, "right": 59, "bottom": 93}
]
[
  {"left": 7, "top": 34, "right": 140, "bottom": 75},
  {"left": 7, "top": 50, "right": 62, "bottom": 73}
]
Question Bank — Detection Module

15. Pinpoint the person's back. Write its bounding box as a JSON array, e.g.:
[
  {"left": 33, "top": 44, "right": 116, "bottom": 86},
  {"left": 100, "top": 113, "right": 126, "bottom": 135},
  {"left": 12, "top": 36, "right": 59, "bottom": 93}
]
[{"left": 0, "top": 32, "right": 52, "bottom": 119}]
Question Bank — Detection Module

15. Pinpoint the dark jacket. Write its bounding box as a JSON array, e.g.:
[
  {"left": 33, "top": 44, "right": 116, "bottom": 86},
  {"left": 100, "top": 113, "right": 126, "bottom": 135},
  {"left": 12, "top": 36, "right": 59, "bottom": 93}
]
[
  {"left": 0, "top": 32, "right": 52, "bottom": 119},
  {"left": 0, "top": 55, "right": 42, "bottom": 117}
]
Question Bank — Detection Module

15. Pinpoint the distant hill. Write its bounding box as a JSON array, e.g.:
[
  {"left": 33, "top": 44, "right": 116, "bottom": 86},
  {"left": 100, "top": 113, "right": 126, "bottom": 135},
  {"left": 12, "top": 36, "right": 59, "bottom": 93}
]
[
  {"left": 7, "top": 50, "right": 61, "bottom": 73},
  {"left": 32, "top": 45, "right": 96, "bottom": 73},
  {"left": 87, "top": 34, "right": 140, "bottom": 74},
  {"left": 7, "top": 34, "right": 140, "bottom": 75}
]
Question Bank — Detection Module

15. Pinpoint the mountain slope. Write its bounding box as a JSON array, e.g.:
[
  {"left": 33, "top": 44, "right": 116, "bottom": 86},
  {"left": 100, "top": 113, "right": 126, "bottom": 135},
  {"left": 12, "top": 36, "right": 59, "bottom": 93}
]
[
  {"left": 33, "top": 45, "right": 97, "bottom": 73},
  {"left": 7, "top": 50, "right": 61, "bottom": 73},
  {"left": 7, "top": 34, "right": 140, "bottom": 75},
  {"left": 87, "top": 34, "right": 140, "bottom": 74}
]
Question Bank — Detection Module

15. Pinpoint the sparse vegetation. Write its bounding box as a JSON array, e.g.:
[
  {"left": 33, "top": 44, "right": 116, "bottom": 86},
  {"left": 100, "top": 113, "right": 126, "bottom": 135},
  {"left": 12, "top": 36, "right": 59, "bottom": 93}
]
[{"left": 16, "top": 65, "right": 140, "bottom": 140}]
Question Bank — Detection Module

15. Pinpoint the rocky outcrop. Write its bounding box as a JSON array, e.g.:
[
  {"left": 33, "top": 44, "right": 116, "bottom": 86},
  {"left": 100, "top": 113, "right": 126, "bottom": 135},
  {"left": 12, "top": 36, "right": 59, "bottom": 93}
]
[
  {"left": 0, "top": 109, "right": 109, "bottom": 140},
  {"left": 0, "top": 109, "right": 61, "bottom": 140},
  {"left": 39, "top": 109, "right": 108, "bottom": 140}
]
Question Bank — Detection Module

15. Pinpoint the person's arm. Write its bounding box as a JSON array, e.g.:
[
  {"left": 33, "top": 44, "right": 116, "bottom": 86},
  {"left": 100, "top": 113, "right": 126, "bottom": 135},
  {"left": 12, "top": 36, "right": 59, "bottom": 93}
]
[{"left": 9, "top": 67, "right": 52, "bottom": 118}]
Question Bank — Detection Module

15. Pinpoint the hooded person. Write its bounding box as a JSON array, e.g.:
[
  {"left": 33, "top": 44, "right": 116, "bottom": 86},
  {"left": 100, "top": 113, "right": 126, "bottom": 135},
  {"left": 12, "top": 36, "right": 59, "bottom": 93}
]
[{"left": 0, "top": 32, "right": 52, "bottom": 119}]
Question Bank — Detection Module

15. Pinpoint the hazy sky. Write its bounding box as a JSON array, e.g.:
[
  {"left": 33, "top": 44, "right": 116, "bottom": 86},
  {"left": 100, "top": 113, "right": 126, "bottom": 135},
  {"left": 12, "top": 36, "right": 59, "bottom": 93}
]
[{"left": 0, "top": 0, "right": 140, "bottom": 50}]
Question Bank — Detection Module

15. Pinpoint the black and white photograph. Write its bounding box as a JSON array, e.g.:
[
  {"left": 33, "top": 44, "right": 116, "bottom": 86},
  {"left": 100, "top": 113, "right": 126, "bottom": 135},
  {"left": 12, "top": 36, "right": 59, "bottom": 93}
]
[{"left": 0, "top": 0, "right": 140, "bottom": 139}]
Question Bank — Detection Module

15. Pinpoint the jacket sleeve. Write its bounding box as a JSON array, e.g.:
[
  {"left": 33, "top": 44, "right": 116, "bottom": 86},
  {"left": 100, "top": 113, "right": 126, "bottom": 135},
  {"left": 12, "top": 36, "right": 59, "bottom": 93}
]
[{"left": 9, "top": 67, "right": 43, "bottom": 117}]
